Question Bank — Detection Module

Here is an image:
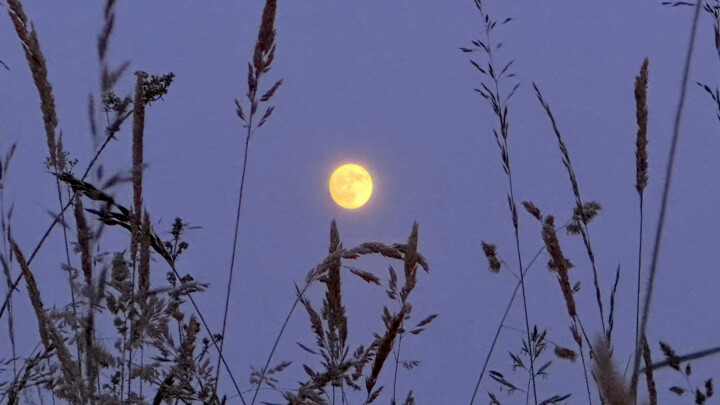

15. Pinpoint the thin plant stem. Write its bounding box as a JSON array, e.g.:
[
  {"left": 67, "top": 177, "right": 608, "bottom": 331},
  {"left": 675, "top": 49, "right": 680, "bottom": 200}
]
[
  {"left": 642, "top": 344, "right": 720, "bottom": 372},
  {"left": 216, "top": 115, "right": 252, "bottom": 398},
  {"left": 578, "top": 345, "right": 592, "bottom": 403},
  {"left": 216, "top": 0, "right": 280, "bottom": 398},
  {"left": 507, "top": 178, "right": 537, "bottom": 405},
  {"left": 635, "top": 197, "right": 645, "bottom": 362},
  {"left": 250, "top": 280, "right": 311, "bottom": 405},
  {"left": 631, "top": 0, "right": 702, "bottom": 398},
  {"left": 392, "top": 332, "right": 404, "bottom": 404},
  {"left": 469, "top": 246, "right": 543, "bottom": 404},
  {"left": 467, "top": 1, "right": 537, "bottom": 400}
]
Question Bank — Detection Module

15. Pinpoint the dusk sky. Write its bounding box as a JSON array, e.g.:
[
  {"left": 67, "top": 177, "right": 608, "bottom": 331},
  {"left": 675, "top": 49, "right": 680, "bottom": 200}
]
[{"left": 1, "top": 1, "right": 720, "bottom": 404}]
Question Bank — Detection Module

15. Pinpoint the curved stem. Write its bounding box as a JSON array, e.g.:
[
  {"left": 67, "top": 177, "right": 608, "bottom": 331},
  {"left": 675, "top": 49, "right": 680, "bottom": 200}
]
[{"left": 215, "top": 120, "right": 252, "bottom": 398}]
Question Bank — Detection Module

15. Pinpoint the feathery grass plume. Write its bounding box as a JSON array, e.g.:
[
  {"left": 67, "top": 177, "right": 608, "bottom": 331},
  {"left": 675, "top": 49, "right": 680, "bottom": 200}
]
[
  {"left": 294, "top": 294, "right": 359, "bottom": 401},
  {"left": 553, "top": 345, "right": 577, "bottom": 362},
  {"left": 6, "top": 0, "right": 63, "bottom": 170},
  {"left": 289, "top": 221, "right": 351, "bottom": 396},
  {"left": 592, "top": 336, "right": 633, "bottom": 405},
  {"left": 632, "top": 58, "right": 650, "bottom": 402},
  {"left": 635, "top": 58, "right": 649, "bottom": 195},
  {"left": 660, "top": 341, "right": 681, "bottom": 370},
  {"left": 97, "top": 0, "right": 129, "bottom": 93},
  {"left": 390, "top": 225, "right": 436, "bottom": 403},
  {"left": 522, "top": 201, "right": 542, "bottom": 221},
  {"left": 8, "top": 0, "right": 81, "bottom": 361},
  {"left": 97, "top": 0, "right": 115, "bottom": 64},
  {"left": 72, "top": 195, "right": 93, "bottom": 284},
  {"left": 245, "top": 0, "right": 282, "bottom": 133},
  {"left": 164, "top": 217, "right": 191, "bottom": 265},
  {"left": 641, "top": 337, "right": 657, "bottom": 405},
  {"left": 72, "top": 194, "right": 99, "bottom": 397},
  {"left": 92, "top": 74, "right": 177, "bottom": 179},
  {"left": 401, "top": 222, "right": 419, "bottom": 301},
  {"left": 533, "top": 82, "right": 606, "bottom": 336},
  {"left": 299, "top": 295, "right": 327, "bottom": 356},
  {"left": 173, "top": 316, "right": 201, "bottom": 398},
  {"left": 281, "top": 221, "right": 432, "bottom": 404},
  {"left": 2, "top": 4, "right": 149, "bottom": 392},
  {"left": 366, "top": 222, "right": 422, "bottom": 403},
  {"left": 541, "top": 216, "right": 576, "bottom": 318},
  {"left": 481, "top": 242, "right": 501, "bottom": 273},
  {"left": 131, "top": 71, "right": 147, "bottom": 258},
  {"left": 344, "top": 242, "right": 430, "bottom": 273},
  {"left": 566, "top": 201, "right": 602, "bottom": 236},
  {"left": 0, "top": 255, "right": 16, "bottom": 385},
  {"left": 347, "top": 265, "right": 382, "bottom": 285},
  {"left": 345, "top": 241, "right": 403, "bottom": 261},
  {"left": 253, "top": 221, "right": 432, "bottom": 401},
  {"left": 10, "top": 238, "right": 84, "bottom": 403},
  {"left": 251, "top": 221, "right": 342, "bottom": 405},
  {"left": 321, "top": 222, "right": 348, "bottom": 379},
  {"left": 527, "top": 207, "right": 592, "bottom": 402},
  {"left": 0, "top": 138, "right": 17, "bottom": 374},
  {"left": 366, "top": 304, "right": 406, "bottom": 401}
]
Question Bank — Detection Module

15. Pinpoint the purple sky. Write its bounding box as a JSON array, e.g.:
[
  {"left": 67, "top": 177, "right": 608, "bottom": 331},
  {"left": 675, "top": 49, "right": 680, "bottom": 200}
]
[{"left": 1, "top": 1, "right": 720, "bottom": 403}]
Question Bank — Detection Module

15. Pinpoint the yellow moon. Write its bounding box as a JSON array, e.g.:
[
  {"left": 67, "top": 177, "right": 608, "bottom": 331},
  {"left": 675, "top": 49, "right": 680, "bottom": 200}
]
[{"left": 329, "top": 164, "right": 373, "bottom": 209}]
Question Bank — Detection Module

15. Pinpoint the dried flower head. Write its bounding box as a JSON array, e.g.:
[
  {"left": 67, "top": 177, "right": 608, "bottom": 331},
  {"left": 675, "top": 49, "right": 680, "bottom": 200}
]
[
  {"left": 481, "top": 242, "right": 501, "bottom": 273},
  {"left": 635, "top": 58, "right": 649, "bottom": 195}
]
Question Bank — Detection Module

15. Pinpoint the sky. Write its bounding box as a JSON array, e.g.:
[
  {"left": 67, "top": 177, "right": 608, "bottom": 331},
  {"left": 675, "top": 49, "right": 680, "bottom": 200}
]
[{"left": 1, "top": 1, "right": 720, "bottom": 404}]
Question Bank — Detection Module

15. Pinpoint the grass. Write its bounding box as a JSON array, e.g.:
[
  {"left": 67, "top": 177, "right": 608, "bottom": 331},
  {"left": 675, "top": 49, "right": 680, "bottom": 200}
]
[{"left": 1, "top": 0, "right": 719, "bottom": 404}]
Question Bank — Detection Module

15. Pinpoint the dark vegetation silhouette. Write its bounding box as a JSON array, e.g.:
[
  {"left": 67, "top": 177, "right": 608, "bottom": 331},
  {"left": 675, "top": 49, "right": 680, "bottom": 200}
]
[{"left": 1, "top": 0, "right": 719, "bottom": 404}]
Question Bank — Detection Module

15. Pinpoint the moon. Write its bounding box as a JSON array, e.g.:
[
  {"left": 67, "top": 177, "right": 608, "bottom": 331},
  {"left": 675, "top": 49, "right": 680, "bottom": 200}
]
[{"left": 329, "top": 164, "right": 373, "bottom": 209}]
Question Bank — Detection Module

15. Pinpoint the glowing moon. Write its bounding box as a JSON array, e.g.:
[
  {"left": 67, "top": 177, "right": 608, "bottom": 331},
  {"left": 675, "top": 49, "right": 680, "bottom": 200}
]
[{"left": 329, "top": 164, "right": 373, "bottom": 209}]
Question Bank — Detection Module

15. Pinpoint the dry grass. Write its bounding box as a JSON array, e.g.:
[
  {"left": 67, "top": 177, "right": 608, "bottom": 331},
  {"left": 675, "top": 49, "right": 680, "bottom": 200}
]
[
  {"left": 2, "top": 0, "right": 720, "bottom": 404},
  {"left": 462, "top": 1, "right": 537, "bottom": 402},
  {"left": 2, "top": 1, "right": 436, "bottom": 402},
  {"left": 468, "top": 1, "right": 718, "bottom": 405}
]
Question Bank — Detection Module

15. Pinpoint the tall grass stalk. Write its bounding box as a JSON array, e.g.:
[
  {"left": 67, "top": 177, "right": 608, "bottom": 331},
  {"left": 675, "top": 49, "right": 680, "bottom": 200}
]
[
  {"left": 463, "top": 1, "right": 537, "bottom": 402},
  {"left": 215, "top": 0, "right": 281, "bottom": 400},
  {"left": 631, "top": 0, "right": 703, "bottom": 399},
  {"left": 633, "top": 57, "right": 650, "bottom": 400}
]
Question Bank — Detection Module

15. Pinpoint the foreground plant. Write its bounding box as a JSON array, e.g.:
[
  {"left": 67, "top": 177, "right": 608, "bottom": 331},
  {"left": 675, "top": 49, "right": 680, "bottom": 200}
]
[{"left": 249, "top": 221, "right": 435, "bottom": 405}]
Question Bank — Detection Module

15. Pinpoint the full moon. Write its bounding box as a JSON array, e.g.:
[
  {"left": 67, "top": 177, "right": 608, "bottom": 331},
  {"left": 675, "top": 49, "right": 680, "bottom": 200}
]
[{"left": 329, "top": 163, "right": 373, "bottom": 209}]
